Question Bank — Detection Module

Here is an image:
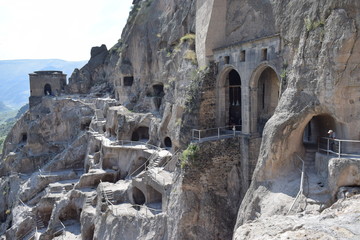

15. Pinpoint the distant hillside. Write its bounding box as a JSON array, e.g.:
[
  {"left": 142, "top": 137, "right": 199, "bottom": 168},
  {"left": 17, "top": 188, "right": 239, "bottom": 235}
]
[
  {"left": 0, "top": 59, "right": 86, "bottom": 108},
  {"left": 0, "top": 101, "right": 11, "bottom": 112}
]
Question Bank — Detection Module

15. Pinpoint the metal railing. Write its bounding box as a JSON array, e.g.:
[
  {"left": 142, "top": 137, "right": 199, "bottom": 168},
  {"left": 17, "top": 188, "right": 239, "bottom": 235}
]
[
  {"left": 318, "top": 137, "right": 360, "bottom": 158},
  {"left": 191, "top": 125, "right": 242, "bottom": 142},
  {"left": 288, "top": 154, "right": 305, "bottom": 215},
  {"left": 110, "top": 140, "right": 163, "bottom": 151},
  {"left": 162, "top": 149, "right": 180, "bottom": 169},
  {"left": 17, "top": 225, "right": 37, "bottom": 240},
  {"left": 53, "top": 220, "right": 65, "bottom": 237},
  {"left": 125, "top": 151, "right": 158, "bottom": 179},
  {"left": 131, "top": 204, "right": 162, "bottom": 216}
]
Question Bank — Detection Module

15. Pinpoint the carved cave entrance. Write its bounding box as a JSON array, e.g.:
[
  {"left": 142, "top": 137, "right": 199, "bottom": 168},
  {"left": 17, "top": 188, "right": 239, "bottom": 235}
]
[
  {"left": 164, "top": 137, "right": 172, "bottom": 148},
  {"left": 152, "top": 84, "right": 165, "bottom": 110},
  {"left": 131, "top": 127, "right": 150, "bottom": 141},
  {"left": 146, "top": 185, "right": 162, "bottom": 212},
  {"left": 256, "top": 67, "right": 279, "bottom": 134},
  {"left": 228, "top": 70, "right": 242, "bottom": 128},
  {"left": 124, "top": 76, "right": 134, "bottom": 86},
  {"left": 59, "top": 204, "right": 81, "bottom": 222},
  {"left": 303, "top": 114, "right": 337, "bottom": 149},
  {"left": 44, "top": 84, "right": 52, "bottom": 96},
  {"left": 133, "top": 187, "right": 146, "bottom": 205},
  {"left": 20, "top": 133, "right": 27, "bottom": 143}
]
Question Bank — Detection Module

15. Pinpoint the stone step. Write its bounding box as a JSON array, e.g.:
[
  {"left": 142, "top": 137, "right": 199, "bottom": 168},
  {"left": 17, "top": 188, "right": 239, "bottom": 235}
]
[
  {"left": 85, "top": 197, "right": 93, "bottom": 204},
  {"left": 36, "top": 217, "right": 45, "bottom": 229},
  {"left": 102, "top": 190, "right": 114, "bottom": 201},
  {"left": 18, "top": 228, "right": 36, "bottom": 240},
  {"left": 149, "top": 156, "right": 163, "bottom": 168}
]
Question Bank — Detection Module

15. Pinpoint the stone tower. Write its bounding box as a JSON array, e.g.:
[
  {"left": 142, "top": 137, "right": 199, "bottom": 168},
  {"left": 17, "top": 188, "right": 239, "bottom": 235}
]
[{"left": 28, "top": 71, "right": 66, "bottom": 108}]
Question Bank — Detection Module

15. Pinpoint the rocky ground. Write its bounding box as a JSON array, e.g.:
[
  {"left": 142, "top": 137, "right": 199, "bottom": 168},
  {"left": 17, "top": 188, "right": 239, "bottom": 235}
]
[{"left": 234, "top": 194, "right": 360, "bottom": 240}]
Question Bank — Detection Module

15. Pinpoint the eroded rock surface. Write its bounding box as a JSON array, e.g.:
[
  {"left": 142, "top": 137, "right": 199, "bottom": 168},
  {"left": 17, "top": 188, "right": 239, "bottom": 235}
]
[{"left": 1, "top": 0, "right": 359, "bottom": 240}]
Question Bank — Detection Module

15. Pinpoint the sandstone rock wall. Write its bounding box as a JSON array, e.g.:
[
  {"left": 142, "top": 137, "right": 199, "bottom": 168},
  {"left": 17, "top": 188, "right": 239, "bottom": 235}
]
[
  {"left": 167, "top": 138, "right": 247, "bottom": 239},
  {"left": 1, "top": 0, "right": 360, "bottom": 239},
  {"left": 234, "top": 0, "right": 360, "bottom": 232}
]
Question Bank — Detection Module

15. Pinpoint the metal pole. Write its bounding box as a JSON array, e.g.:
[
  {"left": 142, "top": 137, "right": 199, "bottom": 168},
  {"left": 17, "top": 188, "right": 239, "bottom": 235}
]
[
  {"left": 327, "top": 138, "right": 329, "bottom": 155},
  {"left": 199, "top": 130, "right": 201, "bottom": 141},
  {"left": 338, "top": 141, "right": 341, "bottom": 158},
  {"left": 218, "top": 128, "right": 220, "bottom": 138}
]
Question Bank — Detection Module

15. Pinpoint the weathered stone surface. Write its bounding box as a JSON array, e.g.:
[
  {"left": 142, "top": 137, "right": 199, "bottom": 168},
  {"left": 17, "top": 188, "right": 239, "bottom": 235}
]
[
  {"left": 1, "top": 0, "right": 360, "bottom": 239},
  {"left": 234, "top": 1, "right": 360, "bottom": 232},
  {"left": 234, "top": 195, "right": 360, "bottom": 240}
]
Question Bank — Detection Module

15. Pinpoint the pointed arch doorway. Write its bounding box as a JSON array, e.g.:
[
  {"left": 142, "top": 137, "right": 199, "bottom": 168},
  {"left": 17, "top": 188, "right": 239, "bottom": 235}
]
[
  {"left": 228, "top": 70, "right": 242, "bottom": 128},
  {"left": 217, "top": 68, "right": 242, "bottom": 129}
]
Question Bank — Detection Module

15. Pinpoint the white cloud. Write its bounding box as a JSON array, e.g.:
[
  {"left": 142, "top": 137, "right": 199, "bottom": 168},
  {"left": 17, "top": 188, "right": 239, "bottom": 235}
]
[{"left": 0, "top": 0, "right": 132, "bottom": 61}]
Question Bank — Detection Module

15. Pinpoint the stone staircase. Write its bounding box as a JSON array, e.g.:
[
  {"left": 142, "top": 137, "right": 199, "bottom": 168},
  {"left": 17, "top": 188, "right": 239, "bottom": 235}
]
[
  {"left": 17, "top": 227, "right": 36, "bottom": 240},
  {"left": 303, "top": 148, "right": 316, "bottom": 171},
  {"left": 85, "top": 195, "right": 94, "bottom": 207},
  {"left": 102, "top": 189, "right": 115, "bottom": 204},
  {"left": 302, "top": 148, "right": 332, "bottom": 212},
  {"left": 36, "top": 217, "right": 45, "bottom": 230},
  {"left": 147, "top": 155, "right": 161, "bottom": 169}
]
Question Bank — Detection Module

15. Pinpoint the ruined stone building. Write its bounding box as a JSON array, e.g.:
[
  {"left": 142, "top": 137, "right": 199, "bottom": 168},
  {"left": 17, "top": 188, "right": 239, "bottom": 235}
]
[{"left": 0, "top": 0, "right": 360, "bottom": 239}]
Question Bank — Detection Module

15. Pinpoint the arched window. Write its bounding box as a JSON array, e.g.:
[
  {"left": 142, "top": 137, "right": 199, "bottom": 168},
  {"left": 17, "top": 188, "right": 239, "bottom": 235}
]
[{"left": 44, "top": 84, "right": 52, "bottom": 96}]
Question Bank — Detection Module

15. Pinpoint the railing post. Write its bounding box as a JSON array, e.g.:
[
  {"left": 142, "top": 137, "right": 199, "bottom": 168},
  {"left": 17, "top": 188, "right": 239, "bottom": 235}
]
[
  {"left": 327, "top": 138, "right": 329, "bottom": 155},
  {"left": 198, "top": 130, "right": 201, "bottom": 141},
  {"left": 338, "top": 140, "right": 341, "bottom": 158},
  {"left": 218, "top": 128, "right": 220, "bottom": 138},
  {"left": 233, "top": 125, "right": 236, "bottom": 136}
]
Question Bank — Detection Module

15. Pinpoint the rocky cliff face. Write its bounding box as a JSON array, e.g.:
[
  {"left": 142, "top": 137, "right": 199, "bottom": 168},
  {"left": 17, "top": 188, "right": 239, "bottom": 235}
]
[
  {"left": 232, "top": 0, "right": 360, "bottom": 239},
  {"left": 1, "top": 0, "right": 360, "bottom": 239}
]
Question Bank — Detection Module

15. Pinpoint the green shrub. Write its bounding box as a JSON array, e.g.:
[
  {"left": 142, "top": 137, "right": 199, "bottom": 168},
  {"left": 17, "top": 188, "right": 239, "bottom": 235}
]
[
  {"left": 304, "top": 17, "right": 325, "bottom": 32},
  {"left": 180, "top": 33, "right": 196, "bottom": 44},
  {"left": 180, "top": 144, "right": 199, "bottom": 168},
  {"left": 183, "top": 50, "right": 197, "bottom": 64}
]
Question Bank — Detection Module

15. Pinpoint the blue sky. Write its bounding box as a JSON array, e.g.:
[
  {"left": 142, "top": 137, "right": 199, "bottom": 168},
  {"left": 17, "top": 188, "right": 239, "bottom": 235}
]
[{"left": 0, "top": 0, "right": 133, "bottom": 61}]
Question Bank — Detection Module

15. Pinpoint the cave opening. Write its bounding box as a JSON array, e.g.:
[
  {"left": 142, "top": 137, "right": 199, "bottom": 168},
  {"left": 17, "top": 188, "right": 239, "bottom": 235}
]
[
  {"left": 131, "top": 126, "right": 150, "bottom": 141},
  {"left": 164, "top": 137, "right": 172, "bottom": 148},
  {"left": 133, "top": 187, "right": 146, "bottom": 205},
  {"left": 303, "top": 114, "right": 336, "bottom": 149},
  {"left": 20, "top": 133, "right": 27, "bottom": 143},
  {"left": 124, "top": 76, "right": 134, "bottom": 86},
  {"left": 152, "top": 84, "right": 165, "bottom": 110}
]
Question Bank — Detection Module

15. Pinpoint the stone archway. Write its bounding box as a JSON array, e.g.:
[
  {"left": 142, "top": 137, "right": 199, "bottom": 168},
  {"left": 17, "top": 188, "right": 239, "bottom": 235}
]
[
  {"left": 217, "top": 67, "right": 242, "bottom": 127},
  {"left": 250, "top": 65, "right": 280, "bottom": 134},
  {"left": 303, "top": 114, "right": 337, "bottom": 148}
]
